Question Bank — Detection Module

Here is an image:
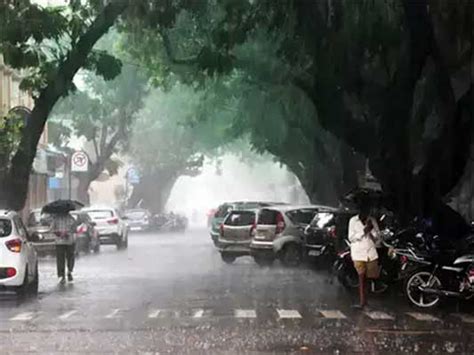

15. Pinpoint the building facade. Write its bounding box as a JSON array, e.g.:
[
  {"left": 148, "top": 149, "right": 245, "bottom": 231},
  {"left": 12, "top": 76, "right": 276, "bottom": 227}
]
[{"left": 0, "top": 55, "right": 50, "bottom": 213}]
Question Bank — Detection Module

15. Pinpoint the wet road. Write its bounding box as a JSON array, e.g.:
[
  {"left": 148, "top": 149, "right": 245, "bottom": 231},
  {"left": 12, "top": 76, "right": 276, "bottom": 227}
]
[{"left": 1, "top": 229, "right": 473, "bottom": 354}]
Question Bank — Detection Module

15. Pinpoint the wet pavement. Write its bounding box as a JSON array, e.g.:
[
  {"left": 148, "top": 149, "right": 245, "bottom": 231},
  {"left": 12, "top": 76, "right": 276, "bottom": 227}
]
[{"left": 1, "top": 229, "right": 473, "bottom": 354}]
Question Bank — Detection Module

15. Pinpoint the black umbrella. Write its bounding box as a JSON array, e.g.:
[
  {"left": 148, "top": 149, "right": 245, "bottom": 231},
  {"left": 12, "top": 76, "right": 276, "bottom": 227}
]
[{"left": 42, "top": 200, "right": 84, "bottom": 214}]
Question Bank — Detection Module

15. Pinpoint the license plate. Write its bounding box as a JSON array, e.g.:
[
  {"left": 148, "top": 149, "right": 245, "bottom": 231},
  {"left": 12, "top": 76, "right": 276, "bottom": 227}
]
[{"left": 309, "top": 250, "right": 322, "bottom": 256}]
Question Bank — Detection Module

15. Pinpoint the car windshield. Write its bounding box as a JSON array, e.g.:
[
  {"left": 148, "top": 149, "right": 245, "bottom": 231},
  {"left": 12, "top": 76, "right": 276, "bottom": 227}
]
[
  {"left": 286, "top": 209, "right": 318, "bottom": 225},
  {"left": 311, "top": 212, "right": 335, "bottom": 229},
  {"left": 86, "top": 210, "right": 113, "bottom": 220},
  {"left": 225, "top": 211, "right": 255, "bottom": 226},
  {"left": 257, "top": 209, "right": 279, "bottom": 225},
  {"left": 0, "top": 219, "right": 12, "bottom": 237},
  {"left": 125, "top": 211, "right": 147, "bottom": 219}
]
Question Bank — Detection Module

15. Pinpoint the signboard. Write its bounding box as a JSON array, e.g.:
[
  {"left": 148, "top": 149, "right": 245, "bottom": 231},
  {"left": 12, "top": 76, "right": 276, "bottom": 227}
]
[
  {"left": 71, "top": 151, "right": 89, "bottom": 172},
  {"left": 127, "top": 167, "right": 140, "bottom": 185},
  {"left": 48, "top": 177, "right": 61, "bottom": 189}
]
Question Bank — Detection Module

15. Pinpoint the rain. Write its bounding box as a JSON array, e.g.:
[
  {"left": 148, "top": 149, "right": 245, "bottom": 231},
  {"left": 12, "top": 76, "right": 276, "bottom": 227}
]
[{"left": 0, "top": 0, "right": 473, "bottom": 353}]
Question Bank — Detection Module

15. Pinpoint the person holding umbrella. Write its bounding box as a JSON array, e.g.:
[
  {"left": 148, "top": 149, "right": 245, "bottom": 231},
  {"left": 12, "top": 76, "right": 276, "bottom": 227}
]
[{"left": 43, "top": 200, "right": 83, "bottom": 284}]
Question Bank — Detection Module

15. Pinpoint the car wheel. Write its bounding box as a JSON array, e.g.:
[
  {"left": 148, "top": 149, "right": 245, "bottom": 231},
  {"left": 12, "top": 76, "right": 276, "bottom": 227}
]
[
  {"left": 280, "top": 243, "right": 302, "bottom": 267},
  {"left": 221, "top": 253, "right": 236, "bottom": 264},
  {"left": 93, "top": 241, "right": 101, "bottom": 253},
  {"left": 254, "top": 255, "right": 274, "bottom": 267},
  {"left": 123, "top": 236, "right": 128, "bottom": 249}
]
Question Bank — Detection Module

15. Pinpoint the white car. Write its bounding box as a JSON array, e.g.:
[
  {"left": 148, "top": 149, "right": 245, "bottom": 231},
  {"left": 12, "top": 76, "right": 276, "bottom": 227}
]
[
  {"left": 0, "top": 210, "right": 39, "bottom": 295},
  {"left": 82, "top": 207, "right": 128, "bottom": 249}
]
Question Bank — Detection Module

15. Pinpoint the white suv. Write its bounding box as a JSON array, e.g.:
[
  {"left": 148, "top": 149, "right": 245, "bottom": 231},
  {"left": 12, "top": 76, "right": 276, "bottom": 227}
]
[
  {"left": 82, "top": 207, "right": 128, "bottom": 249},
  {"left": 0, "top": 210, "right": 39, "bottom": 295}
]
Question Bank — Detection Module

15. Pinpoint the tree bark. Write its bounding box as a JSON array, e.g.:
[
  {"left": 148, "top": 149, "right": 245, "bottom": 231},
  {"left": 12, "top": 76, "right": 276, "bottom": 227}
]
[
  {"left": 0, "top": 0, "right": 128, "bottom": 211},
  {"left": 128, "top": 170, "right": 179, "bottom": 214}
]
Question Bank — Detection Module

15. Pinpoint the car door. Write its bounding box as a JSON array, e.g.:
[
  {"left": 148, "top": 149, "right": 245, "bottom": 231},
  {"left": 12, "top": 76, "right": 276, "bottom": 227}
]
[{"left": 15, "top": 216, "right": 37, "bottom": 278}]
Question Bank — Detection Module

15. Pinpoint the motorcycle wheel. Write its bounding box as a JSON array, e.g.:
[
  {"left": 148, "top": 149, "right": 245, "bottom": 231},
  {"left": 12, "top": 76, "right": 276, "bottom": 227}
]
[
  {"left": 405, "top": 271, "right": 442, "bottom": 308},
  {"left": 336, "top": 263, "right": 359, "bottom": 289}
]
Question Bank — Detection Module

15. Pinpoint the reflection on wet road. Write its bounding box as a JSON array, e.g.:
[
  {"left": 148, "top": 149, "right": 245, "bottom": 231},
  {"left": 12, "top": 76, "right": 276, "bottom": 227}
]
[{"left": 1, "top": 229, "right": 473, "bottom": 353}]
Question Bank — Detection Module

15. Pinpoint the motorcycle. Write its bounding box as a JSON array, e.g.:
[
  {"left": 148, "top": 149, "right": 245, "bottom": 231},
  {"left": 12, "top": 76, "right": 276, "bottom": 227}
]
[
  {"left": 332, "top": 225, "right": 419, "bottom": 293},
  {"left": 403, "top": 233, "right": 474, "bottom": 308}
]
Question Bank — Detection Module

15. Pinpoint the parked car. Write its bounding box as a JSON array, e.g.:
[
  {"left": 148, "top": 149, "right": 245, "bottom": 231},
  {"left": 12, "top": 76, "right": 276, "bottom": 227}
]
[
  {"left": 250, "top": 205, "right": 331, "bottom": 267},
  {"left": 304, "top": 208, "right": 354, "bottom": 263},
  {"left": 124, "top": 209, "right": 151, "bottom": 232},
  {"left": 217, "top": 209, "right": 257, "bottom": 263},
  {"left": 70, "top": 211, "right": 100, "bottom": 254},
  {"left": 151, "top": 212, "right": 188, "bottom": 232},
  {"left": 0, "top": 210, "right": 39, "bottom": 295},
  {"left": 210, "top": 201, "right": 287, "bottom": 246},
  {"left": 82, "top": 207, "right": 128, "bottom": 249},
  {"left": 26, "top": 208, "right": 56, "bottom": 255}
]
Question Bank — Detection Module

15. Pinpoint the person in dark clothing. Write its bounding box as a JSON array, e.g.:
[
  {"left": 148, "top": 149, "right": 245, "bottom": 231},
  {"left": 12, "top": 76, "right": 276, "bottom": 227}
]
[{"left": 50, "top": 212, "right": 77, "bottom": 284}]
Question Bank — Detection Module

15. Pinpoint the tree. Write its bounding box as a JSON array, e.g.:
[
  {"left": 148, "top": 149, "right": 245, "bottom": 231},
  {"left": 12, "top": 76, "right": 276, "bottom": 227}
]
[
  {"left": 0, "top": 0, "right": 205, "bottom": 210},
  {"left": 123, "top": 0, "right": 473, "bottom": 235},
  {"left": 127, "top": 83, "right": 228, "bottom": 213},
  {"left": 0, "top": 0, "right": 128, "bottom": 210},
  {"left": 50, "top": 64, "right": 148, "bottom": 204}
]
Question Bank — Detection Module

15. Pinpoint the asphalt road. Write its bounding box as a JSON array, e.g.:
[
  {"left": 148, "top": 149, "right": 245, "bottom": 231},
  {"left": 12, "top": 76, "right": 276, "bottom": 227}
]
[{"left": 1, "top": 229, "right": 473, "bottom": 354}]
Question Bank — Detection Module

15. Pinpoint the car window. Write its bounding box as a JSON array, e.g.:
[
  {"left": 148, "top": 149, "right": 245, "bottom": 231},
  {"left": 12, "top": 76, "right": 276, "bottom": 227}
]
[
  {"left": 86, "top": 210, "right": 114, "bottom": 219},
  {"left": 225, "top": 211, "right": 255, "bottom": 226},
  {"left": 215, "top": 204, "right": 231, "bottom": 218},
  {"left": 286, "top": 209, "right": 318, "bottom": 225},
  {"left": 257, "top": 209, "right": 279, "bottom": 225},
  {"left": 310, "top": 212, "right": 335, "bottom": 228},
  {"left": 0, "top": 219, "right": 12, "bottom": 237}
]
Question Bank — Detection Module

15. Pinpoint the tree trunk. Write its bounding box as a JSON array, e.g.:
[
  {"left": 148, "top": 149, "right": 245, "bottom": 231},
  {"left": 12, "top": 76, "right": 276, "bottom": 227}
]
[
  {"left": 76, "top": 174, "right": 92, "bottom": 206},
  {"left": 0, "top": 1, "right": 127, "bottom": 211},
  {"left": 128, "top": 170, "right": 179, "bottom": 214}
]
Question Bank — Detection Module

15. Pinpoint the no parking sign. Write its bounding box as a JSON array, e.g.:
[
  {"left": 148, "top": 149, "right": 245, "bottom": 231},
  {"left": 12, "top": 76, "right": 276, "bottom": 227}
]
[{"left": 71, "top": 151, "right": 89, "bottom": 172}]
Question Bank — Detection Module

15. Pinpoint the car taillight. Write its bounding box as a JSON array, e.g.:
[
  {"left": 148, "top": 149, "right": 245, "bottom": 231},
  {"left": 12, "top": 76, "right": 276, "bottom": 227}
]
[
  {"left": 219, "top": 224, "right": 224, "bottom": 237},
  {"left": 275, "top": 212, "right": 286, "bottom": 234},
  {"left": 6, "top": 267, "right": 16, "bottom": 277},
  {"left": 6, "top": 239, "right": 22, "bottom": 253},
  {"left": 108, "top": 218, "right": 119, "bottom": 225},
  {"left": 328, "top": 226, "right": 337, "bottom": 238}
]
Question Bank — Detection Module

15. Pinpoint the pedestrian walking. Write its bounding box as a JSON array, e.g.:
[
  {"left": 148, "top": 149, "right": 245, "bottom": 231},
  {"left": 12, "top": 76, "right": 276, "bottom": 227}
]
[
  {"left": 348, "top": 201, "right": 381, "bottom": 308},
  {"left": 51, "top": 211, "right": 77, "bottom": 284}
]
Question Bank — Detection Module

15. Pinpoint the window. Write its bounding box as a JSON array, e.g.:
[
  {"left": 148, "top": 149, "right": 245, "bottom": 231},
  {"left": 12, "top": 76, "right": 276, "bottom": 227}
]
[
  {"left": 0, "top": 219, "right": 12, "bottom": 237},
  {"left": 86, "top": 210, "right": 114, "bottom": 219},
  {"left": 125, "top": 210, "right": 148, "bottom": 220},
  {"left": 225, "top": 211, "right": 255, "bottom": 226},
  {"left": 215, "top": 204, "right": 232, "bottom": 218},
  {"left": 310, "top": 213, "right": 335, "bottom": 229},
  {"left": 286, "top": 209, "right": 319, "bottom": 225},
  {"left": 257, "top": 209, "right": 279, "bottom": 225}
]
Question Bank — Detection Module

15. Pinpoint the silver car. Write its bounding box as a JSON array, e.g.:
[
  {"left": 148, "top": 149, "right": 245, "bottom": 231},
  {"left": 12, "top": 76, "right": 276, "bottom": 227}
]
[
  {"left": 217, "top": 209, "right": 257, "bottom": 264},
  {"left": 250, "top": 205, "right": 331, "bottom": 266}
]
